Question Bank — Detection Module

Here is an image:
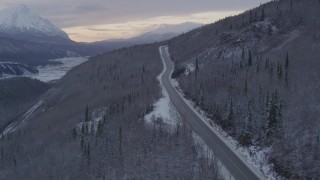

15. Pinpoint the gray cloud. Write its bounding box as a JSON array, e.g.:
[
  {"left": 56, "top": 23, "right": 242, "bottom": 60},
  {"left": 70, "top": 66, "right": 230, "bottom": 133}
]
[{"left": 0, "top": 0, "right": 271, "bottom": 28}]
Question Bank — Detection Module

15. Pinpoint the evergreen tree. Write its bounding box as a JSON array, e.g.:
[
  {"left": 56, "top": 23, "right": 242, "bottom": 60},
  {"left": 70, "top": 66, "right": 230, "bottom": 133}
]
[
  {"left": 260, "top": 6, "right": 265, "bottom": 21},
  {"left": 312, "top": 130, "right": 320, "bottom": 165},
  {"left": 72, "top": 127, "right": 77, "bottom": 138},
  {"left": 248, "top": 51, "right": 253, "bottom": 66},
  {"left": 240, "top": 108, "right": 253, "bottom": 146},
  {"left": 80, "top": 136, "right": 85, "bottom": 152},
  {"left": 96, "top": 120, "right": 103, "bottom": 137},
  {"left": 87, "top": 143, "right": 91, "bottom": 165},
  {"left": 195, "top": 58, "right": 200, "bottom": 81},
  {"left": 265, "top": 91, "right": 280, "bottom": 138},
  {"left": 265, "top": 58, "right": 269, "bottom": 70},
  {"left": 1, "top": 147, "right": 3, "bottom": 163},
  {"left": 225, "top": 99, "right": 234, "bottom": 129},
  {"left": 81, "top": 124, "right": 85, "bottom": 135},
  {"left": 244, "top": 78, "right": 248, "bottom": 94},
  {"left": 142, "top": 65, "right": 145, "bottom": 73},
  {"left": 285, "top": 70, "right": 289, "bottom": 87},
  {"left": 195, "top": 58, "right": 199, "bottom": 72},
  {"left": 285, "top": 52, "right": 289, "bottom": 70},
  {"left": 242, "top": 48, "right": 245, "bottom": 59},
  {"left": 12, "top": 155, "right": 16, "bottom": 166},
  {"left": 119, "top": 126, "right": 122, "bottom": 153},
  {"left": 277, "top": 62, "right": 283, "bottom": 79}
]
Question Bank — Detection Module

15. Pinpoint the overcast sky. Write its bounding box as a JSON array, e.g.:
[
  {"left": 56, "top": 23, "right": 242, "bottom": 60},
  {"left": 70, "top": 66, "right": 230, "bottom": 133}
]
[{"left": 0, "top": 0, "right": 270, "bottom": 42}]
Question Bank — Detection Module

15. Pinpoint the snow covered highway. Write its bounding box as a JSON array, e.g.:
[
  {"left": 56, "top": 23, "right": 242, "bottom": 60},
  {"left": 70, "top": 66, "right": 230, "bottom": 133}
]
[{"left": 159, "top": 46, "right": 264, "bottom": 180}]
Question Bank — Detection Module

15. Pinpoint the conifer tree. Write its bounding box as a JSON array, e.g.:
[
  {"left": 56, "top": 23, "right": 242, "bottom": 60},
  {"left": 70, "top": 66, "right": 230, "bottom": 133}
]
[
  {"left": 248, "top": 51, "right": 252, "bottom": 66},
  {"left": 226, "top": 99, "right": 234, "bottom": 129},
  {"left": 260, "top": 6, "right": 265, "bottom": 21},
  {"left": 87, "top": 143, "right": 91, "bottom": 165},
  {"left": 277, "top": 62, "right": 283, "bottom": 79},
  {"left": 195, "top": 58, "right": 199, "bottom": 81},
  {"left": 265, "top": 91, "right": 280, "bottom": 138},
  {"left": 119, "top": 126, "right": 122, "bottom": 153},
  {"left": 244, "top": 78, "right": 248, "bottom": 94},
  {"left": 80, "top": 136, "right": 85, "bottom": 152},
  {"left": 285, "top": 52, "right": 289, "bottom": 70},
  {"left": 72, "top": 127, "right": 77, "bottom": 138},
  {"left": 242, "top": 48, "right": 245, "bottom": 59}
]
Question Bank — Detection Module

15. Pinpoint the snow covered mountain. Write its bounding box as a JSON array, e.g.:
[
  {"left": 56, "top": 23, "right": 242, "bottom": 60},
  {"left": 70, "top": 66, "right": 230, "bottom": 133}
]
[
  {"left": 0, "top": 4, "right": 69, "bottom": 43},
  {"left": 130, "top": 22, "right": 203, "bottom": 42},
  {"left": 95, "top": 22, "right": 202, "bottom": 50},
  {"left": 0, "top": 5, "right": 103, "bottom": 65}
]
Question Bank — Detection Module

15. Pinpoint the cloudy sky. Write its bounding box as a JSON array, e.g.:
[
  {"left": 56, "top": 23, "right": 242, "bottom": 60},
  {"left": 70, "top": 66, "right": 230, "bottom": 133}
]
[{"left": 0, "top": 0, "right": 270, "bottom": 42}]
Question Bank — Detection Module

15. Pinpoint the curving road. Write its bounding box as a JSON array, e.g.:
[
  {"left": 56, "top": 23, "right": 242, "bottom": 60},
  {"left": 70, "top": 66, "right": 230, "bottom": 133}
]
[{"left": 159, "top": 46, "right": 263, "bottom": 180}]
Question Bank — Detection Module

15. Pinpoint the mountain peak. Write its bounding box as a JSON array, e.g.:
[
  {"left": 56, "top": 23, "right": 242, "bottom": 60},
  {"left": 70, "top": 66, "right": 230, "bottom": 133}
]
[
  {"left": 0, "top": 4, "right": 69, "bottom": 42},
  {"left": 9, "top": 4, "right": 29, "bottom": 12}
]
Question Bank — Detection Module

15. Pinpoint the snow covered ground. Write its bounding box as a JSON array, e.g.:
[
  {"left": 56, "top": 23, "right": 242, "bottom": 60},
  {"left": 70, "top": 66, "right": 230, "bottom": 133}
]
[
  {"left": 27, "top": 56, "right": 88, "bottom": 82},
  {"left": 144, "top": 57, "right": 178, "bottom": 127}
]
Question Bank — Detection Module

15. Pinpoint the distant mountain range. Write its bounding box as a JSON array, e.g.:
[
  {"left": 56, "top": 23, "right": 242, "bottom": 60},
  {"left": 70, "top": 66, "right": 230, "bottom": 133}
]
[
  {"left": 0, "top": 4, "right": 202, "bottom": 66},
  {"left": 94, "top": 22, "right": 202, "bottom": 50}
]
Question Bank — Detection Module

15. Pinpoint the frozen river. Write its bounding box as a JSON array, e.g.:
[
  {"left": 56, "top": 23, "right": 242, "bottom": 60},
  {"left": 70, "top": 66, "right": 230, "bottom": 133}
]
[{"left": 27, "top": 57, "right": 88, "bottom": 82}]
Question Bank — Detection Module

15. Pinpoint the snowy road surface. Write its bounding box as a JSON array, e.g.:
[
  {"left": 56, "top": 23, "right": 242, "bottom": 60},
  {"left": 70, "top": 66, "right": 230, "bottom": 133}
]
[{"left": 159, "top": 46, "right": 263, "bottom": 180}]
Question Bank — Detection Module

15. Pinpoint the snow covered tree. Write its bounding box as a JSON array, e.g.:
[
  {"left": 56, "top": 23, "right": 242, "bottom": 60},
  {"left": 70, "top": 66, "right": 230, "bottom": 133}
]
[{"left": 265, "top": 91, "right": 281, "bottom": 139}]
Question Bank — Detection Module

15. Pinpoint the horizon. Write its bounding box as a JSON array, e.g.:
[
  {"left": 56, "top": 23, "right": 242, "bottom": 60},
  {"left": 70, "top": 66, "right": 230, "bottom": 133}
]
[{"left": 0, "top": 1, "right": 270, "bottom": 42}]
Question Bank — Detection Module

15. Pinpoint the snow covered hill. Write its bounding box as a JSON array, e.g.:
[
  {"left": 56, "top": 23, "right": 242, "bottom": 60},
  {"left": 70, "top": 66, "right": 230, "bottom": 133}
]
[
  {"left": 0, "top": 4, "right": 69, "bottom": 43},
  {"left": 0, "top": 62, "right": 38, "bottom": 78}
]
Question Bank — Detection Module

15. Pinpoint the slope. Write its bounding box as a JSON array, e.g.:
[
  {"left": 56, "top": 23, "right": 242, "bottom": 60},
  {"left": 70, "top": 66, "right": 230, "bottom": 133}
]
[
  {"left": 168, "top": 0, "right": 320, "bottom": 178},
  {"left": 0, "top": 44, "right": 222, "bottom": 179}
]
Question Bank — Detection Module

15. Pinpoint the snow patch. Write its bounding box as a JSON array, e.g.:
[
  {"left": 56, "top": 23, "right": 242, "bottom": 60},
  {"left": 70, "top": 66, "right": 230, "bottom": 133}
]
[
  {"left": 75, "top": 107, "right": 106, "bottom": 135},
  {"left": 254, "top": 18, "right": 279, "bottom": 35},
  {"left": 184, "top": 63, "right": 195, "bottom": 75},
  {"left": 144, "top": 47, "right": 178, "bottom": 127}
]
